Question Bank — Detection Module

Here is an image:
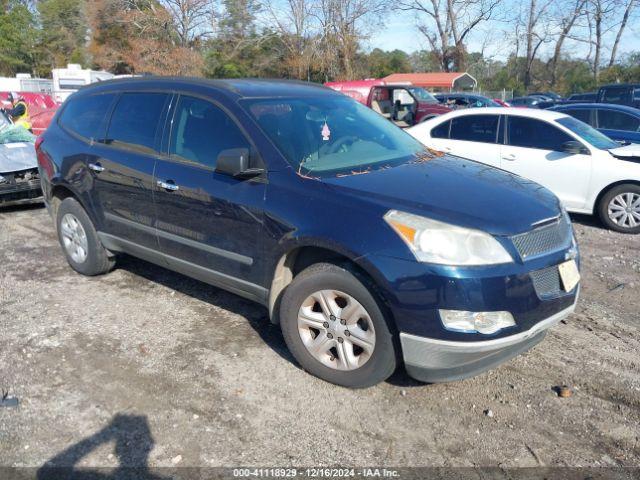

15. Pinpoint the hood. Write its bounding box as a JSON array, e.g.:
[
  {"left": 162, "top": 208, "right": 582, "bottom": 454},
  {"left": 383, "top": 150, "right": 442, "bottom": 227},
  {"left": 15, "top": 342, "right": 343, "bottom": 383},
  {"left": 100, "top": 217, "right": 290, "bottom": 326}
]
[
  {"left": 609, "top": 143, "right": 640, "bottom": 160},
  {"left": 322, "top": 155, "right": 561, "bottom": 236},
  {"left": 0, "top": 143, "right": 38, "bottom": 174}
]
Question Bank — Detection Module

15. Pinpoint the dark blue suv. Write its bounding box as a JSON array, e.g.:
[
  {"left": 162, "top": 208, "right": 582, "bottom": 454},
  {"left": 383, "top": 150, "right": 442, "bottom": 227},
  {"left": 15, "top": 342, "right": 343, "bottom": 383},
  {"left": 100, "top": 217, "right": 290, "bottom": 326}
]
[{"left": 37, "top": 78, "right": 580, "bottom": 388}]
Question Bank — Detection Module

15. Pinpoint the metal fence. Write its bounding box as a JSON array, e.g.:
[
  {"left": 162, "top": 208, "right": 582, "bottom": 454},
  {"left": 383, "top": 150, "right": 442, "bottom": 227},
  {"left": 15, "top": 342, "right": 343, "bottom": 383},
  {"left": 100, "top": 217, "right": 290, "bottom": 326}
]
[{"left": 476, "top": 89, "right": 514, "bottom": 101}]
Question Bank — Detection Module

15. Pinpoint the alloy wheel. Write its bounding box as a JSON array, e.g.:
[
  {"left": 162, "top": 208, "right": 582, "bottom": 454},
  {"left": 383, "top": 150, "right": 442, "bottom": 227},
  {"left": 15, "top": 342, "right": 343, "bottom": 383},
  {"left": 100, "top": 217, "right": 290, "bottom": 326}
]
[
  {"left": 608, "top": 192, "right": 640, "bottom": 229},
  {"left": 60, "top": 213, "right": 89, "bottom": 263},
  {"left": 297, "top": 289, "right": 376, "bottom": 371}
]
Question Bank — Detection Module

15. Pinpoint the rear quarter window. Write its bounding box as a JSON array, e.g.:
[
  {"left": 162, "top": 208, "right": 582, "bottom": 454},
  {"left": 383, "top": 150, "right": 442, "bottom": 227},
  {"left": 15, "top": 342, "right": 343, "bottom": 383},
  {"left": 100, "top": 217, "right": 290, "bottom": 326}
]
[
  {"left": 431, "top": 120, "right": 450, "bottom": 138},
  {"left": 58, "top": 93, "right": 116, "bottom": 141}
]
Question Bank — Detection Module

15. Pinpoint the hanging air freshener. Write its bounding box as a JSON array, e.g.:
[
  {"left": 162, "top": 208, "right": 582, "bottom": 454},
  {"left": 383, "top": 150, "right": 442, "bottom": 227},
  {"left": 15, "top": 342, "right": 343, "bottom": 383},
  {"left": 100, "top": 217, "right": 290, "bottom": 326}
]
[{"left": 321, "top": 121, "right": 331, "bottom": 141}]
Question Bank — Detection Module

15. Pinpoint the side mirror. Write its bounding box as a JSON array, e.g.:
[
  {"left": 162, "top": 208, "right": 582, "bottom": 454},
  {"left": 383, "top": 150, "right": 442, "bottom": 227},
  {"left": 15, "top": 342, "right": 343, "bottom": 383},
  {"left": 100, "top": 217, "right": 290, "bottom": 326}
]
[
  {"left": 215, "top": 148, "right": 264, "bottom": 178},
  {"left": 561, "top": 141, "right": 588, "bottom": 155}
]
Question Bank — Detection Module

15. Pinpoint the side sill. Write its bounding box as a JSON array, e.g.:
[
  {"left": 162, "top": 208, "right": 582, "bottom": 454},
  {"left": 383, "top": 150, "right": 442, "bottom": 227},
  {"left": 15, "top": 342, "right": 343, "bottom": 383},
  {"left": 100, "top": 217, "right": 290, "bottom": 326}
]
[{"left": 98, "top": 232, "right": 269, "bottom": 306}]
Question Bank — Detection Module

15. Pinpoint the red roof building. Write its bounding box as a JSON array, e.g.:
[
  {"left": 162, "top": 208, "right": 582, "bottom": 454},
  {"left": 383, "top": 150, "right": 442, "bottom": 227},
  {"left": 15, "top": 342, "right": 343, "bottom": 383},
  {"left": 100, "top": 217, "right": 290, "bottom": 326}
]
[{"left": 382, "top": 72, "right": 477, "bottom": 91}]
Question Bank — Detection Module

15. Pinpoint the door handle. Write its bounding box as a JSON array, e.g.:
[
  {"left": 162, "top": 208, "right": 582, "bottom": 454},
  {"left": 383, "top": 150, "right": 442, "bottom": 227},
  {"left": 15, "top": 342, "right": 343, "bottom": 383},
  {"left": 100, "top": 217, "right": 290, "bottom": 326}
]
[
  {"left": 502, "top": 154, "right": 516, "bottom": 161},
  {"left": 88, "top": 163, "right": 105, "bottom": 173},
  {"left": 157, "top": 180, "right": 179, "bottom": 192}
]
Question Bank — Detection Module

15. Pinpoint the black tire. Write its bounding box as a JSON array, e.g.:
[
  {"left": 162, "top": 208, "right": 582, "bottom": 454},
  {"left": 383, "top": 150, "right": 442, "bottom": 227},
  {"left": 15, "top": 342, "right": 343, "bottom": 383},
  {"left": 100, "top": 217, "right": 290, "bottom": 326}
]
[
  {"left": 597, "top": 184, "right": 640, "bottom": 234},
  {"left": 280, "top": 263, "right": 398, "bottom": 388},
  {"left": 56, "top": 197, "right": 115, "bottom": 275}
]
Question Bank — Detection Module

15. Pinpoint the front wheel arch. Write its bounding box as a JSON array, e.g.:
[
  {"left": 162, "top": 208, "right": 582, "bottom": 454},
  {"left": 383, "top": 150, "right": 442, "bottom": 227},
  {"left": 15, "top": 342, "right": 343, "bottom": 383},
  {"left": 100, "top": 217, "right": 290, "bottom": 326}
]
[
  {"left": 595, "top": 181, "right": 640, "bottom": 232},
  {"left": 593, "top": 180, "right": 640, "bottom": 214}
]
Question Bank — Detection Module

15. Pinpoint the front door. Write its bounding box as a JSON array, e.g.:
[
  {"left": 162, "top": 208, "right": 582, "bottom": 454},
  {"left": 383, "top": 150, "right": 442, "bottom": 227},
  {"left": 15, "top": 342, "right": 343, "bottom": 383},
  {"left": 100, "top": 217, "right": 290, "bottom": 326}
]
[
  {"left": 500, "top": 115, "right": 592, "bottom": 210},
  {"left": 153, "top": 94, "right": 266, "bottom": 301}
]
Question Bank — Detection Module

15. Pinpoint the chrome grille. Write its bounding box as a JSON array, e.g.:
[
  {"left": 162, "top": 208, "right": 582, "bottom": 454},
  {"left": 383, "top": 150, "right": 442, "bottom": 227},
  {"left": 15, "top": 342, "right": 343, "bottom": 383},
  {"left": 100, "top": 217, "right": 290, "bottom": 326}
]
[
  {"left": 530, "top": 266, "right": 562, "bottom": 298},
  {"left": 511, "top": 215, "right": 572, "bottom": 260}
]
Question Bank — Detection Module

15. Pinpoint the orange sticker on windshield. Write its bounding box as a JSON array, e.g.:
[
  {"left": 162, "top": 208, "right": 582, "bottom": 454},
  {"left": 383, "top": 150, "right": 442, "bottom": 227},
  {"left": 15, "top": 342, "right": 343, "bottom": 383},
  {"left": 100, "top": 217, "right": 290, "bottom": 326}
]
[{"left": 321, "top": 122, "right": 331, "bottom": 141}]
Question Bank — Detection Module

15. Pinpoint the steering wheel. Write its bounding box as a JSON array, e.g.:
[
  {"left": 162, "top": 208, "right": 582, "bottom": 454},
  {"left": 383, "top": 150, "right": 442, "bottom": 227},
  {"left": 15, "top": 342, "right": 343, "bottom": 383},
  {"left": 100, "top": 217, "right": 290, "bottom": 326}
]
[{"left": 326, "top": 136, "right": 358, "bottom": 154}]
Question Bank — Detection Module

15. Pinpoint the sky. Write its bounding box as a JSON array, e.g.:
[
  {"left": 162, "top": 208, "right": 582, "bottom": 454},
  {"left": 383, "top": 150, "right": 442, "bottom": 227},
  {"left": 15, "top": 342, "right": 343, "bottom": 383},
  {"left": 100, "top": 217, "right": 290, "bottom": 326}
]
[{"left": 364, "top": 7, "right": 640, "bottom": 63}]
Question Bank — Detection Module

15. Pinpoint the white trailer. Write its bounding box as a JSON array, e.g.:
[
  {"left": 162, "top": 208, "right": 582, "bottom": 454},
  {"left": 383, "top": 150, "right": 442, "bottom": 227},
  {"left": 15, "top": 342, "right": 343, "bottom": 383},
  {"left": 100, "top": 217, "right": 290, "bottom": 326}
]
[{"left": 51, "top": 64, "right": 114, "bottom": 103}]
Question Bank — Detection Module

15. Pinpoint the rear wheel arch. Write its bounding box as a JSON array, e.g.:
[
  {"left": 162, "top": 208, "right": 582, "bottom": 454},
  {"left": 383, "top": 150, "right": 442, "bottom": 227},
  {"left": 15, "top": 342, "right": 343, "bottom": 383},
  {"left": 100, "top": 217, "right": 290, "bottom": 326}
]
[{"left": 50, "top": 184, "right": 99, "bottom": 231}]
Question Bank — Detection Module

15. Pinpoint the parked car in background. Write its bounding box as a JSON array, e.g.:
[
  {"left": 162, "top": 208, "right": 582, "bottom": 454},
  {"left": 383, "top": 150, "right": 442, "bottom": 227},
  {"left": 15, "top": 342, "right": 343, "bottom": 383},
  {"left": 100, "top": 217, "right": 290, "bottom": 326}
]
[
  {"left": 0, "top": 110, "right": 41, "bottom": 205},
  {"left": 434, "top": 93, "right": 501, "bottom": 109},
  {"left": 38, "top": 77, "right": 579, "bottom": 388},
  {"left": 597, "top": 84, "right": 640, "bottom": 109},
  {"left": 549, "top": 103, "right": 640, "bottom": 144},
  {"left": 408, "top": 107, "right": 640, "bottom": 233},
  {"left": 509, "top": 96, "right": 543, "bottom": 108},
  {"left": 493, "top": 99, "right": 511, "bottom": 107},
  {"left": 567, "top": 92, "right": 597, "bottom": 103},
  {"left": 325, "top": 79, "right": 450, "bottom": 127},
  {"left": 0, "top": 91, "right": 60, "bottom": 135},
  {"left": 530, "top": 91, "right": 563, "bottom": 101}
]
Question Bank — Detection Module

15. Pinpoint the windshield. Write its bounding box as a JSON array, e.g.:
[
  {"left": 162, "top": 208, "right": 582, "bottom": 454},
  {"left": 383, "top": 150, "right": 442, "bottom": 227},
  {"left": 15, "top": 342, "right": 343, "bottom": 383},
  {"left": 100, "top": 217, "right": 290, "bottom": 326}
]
[
  {"left": 243, "top": 96, "right": 426, "bottom": 177},
  {"left": 407, "top": 87, "right": 439, "bottom": 104},
  {"left": 556, "top": 116, "right": 619, "bottom": 150}
]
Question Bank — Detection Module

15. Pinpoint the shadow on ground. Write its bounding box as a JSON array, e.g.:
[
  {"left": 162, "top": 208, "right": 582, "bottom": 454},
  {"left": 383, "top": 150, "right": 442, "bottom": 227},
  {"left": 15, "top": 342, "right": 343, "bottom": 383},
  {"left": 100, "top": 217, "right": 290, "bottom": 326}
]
[
  {"left": 114, "top": 254, "right": 295, "bottom": 366},
  {"left": 37, "top": 413, "right": 169, "bottom": 480}
]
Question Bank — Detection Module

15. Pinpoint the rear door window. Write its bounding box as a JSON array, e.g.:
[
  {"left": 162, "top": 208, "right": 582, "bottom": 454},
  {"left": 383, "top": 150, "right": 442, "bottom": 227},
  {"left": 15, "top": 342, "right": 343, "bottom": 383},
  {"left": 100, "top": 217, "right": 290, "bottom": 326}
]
[
  {"left": 450, "top": 115, "right": 499, "bottom": 143},
  {"left": 563, "top": 108, "right": 592, "bottom": 125},
  {"left": 597, "top": 109, "right": 640, "bottom": 132},
  {"left": 104, "top": 92, "right": 169, "bottom": 153},
  {"left": 507, "top": 116, "right": 573, "bottom": 151},
  {"left": 169, "top": 95, "right": 250, "bottom": 169},
  {"left": 58, "top": 93, "right": 116, "bottom": 141}
]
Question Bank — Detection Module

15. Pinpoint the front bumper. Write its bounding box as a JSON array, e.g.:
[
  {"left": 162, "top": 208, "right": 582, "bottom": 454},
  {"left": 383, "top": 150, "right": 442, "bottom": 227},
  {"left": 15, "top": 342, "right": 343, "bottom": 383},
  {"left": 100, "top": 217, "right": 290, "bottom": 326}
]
[
  {"left": 0, "top": 169, "right": 42, "bottom": 205},
  {"left": 400, "top": 297, "right": 577, "bottom": 383}
]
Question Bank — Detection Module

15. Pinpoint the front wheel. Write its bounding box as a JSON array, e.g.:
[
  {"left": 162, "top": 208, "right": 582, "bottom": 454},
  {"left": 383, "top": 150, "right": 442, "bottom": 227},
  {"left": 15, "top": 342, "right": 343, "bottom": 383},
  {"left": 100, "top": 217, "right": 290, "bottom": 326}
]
[
  {"left": 279, "top": 263, "right": 398, "bottom": 388},
  {"left": 598, "top": 184, "right": 640, "bottom": 233}
]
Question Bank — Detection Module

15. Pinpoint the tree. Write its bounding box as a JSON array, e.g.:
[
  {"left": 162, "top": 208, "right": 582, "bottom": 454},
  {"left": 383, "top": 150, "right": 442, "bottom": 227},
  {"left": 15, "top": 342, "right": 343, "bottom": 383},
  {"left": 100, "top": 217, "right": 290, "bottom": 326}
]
[
  {"left": 548, "top": 0, "right": 587, "bottom": 87},
  {"left": 316, "top": 0, "right": 388, "bottom": 80},
  {"left": 397, "top": 0, "right": 502, "bottom": 72},
  {"left": 264, "top": 0, "right": 319, "bottom": 80},
  {"left": 160, "top": 0, "right": 215, "bottom": 47},
  {"left": 0, "top": 0, "right": 38, "bottom": 75},
  {"left": 37, "top": 0, "right": 89, "bottom": 69},
  {"left": 608, "top": 0, "right": 637, "bottom": 67},
  {"left": 366, "top": 48, "right": 412, "bottom": 77}
]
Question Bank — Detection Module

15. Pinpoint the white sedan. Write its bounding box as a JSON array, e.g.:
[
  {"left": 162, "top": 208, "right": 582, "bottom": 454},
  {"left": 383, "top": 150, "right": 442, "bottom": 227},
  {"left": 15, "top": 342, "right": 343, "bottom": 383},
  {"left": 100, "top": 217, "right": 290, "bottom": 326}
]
[{"left": 408, "top": 107, "right": 640, "bottom": 233}]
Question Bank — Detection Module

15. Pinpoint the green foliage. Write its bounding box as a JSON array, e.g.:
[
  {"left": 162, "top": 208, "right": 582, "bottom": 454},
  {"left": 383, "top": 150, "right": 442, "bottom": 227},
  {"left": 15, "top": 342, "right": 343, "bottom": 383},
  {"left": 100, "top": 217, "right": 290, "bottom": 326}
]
[
  {"left": 38, "top": 0, "right": 88, "bottom": 69},
  {"left": 0, "top": 0, "right": 38, "bottom": 75},
  {"left": 366, "top": 49, "right": 412, "bottom": 78}
]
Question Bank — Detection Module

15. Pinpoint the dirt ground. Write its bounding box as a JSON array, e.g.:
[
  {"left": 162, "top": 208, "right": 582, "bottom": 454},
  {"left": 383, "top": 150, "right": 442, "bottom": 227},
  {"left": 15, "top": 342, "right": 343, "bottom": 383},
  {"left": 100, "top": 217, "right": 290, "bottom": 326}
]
[{"left": 0, "top": 203, "right": 639, "bottom": 473}]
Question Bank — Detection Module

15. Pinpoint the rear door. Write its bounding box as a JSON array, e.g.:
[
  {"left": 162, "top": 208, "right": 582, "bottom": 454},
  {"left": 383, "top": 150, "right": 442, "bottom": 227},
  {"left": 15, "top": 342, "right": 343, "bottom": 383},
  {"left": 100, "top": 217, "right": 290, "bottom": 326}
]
[
  {"left": 500, "top": 115, "right": 592, "bottom": 209},
  {"left": 152, "top": 94, "right": 266, "bottom": 298},
  {"left": 441, "top": 114, "right": 502, "bottom": 167},
  {"left": 88, "top": 91, "right": 170, "bottom": 251}
]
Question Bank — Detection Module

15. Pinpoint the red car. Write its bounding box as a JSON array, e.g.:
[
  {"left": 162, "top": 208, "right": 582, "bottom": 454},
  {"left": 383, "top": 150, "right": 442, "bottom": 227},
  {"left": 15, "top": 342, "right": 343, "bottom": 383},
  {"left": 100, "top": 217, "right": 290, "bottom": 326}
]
[
  {"left": 325, "top": 79, "right": 450, "bottom": 127},
  {"left": 0, "top": 92, "right": 60, "bottom": 136}
]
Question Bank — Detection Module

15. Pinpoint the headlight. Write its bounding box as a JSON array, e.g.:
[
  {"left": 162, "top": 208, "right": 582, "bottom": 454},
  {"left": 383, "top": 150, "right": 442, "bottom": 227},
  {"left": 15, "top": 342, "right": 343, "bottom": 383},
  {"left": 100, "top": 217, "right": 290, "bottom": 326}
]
[{"left": 384, "top": 210, "right": 512, "bottom": 265}]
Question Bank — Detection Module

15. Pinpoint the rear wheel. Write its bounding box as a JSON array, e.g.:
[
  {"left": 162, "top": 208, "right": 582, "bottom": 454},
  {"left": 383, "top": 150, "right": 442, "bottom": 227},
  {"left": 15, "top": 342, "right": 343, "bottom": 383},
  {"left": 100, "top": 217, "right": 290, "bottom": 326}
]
[
  {"left": 598, "top": 184, "right": 640, "bottom": 234},
  {"left": 280, "top": 263, "right": 397, "bottom": 388},
  {"left": 56, "top": 197, "right": 115, "bottom": 275}
]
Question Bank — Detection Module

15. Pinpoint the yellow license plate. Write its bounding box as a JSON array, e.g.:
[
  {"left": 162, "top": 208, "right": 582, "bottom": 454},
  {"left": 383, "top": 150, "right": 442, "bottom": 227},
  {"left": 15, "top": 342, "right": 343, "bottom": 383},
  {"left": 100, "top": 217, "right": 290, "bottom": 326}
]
[{"left": 558, "top": 260, "right": 580, "bottom": 292}]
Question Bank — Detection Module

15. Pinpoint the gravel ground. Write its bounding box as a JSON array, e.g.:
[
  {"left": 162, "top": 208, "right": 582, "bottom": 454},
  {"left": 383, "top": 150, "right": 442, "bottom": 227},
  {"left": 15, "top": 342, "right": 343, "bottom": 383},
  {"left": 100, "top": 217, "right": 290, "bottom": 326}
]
[{"left": 0, "top": 203, "right": 639, "bottom": 472}]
